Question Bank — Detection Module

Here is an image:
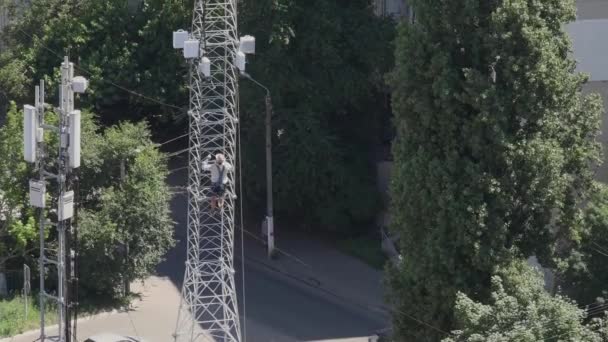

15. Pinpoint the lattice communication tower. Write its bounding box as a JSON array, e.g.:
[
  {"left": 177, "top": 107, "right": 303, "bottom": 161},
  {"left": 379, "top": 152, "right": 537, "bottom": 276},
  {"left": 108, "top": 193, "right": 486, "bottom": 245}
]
[{"left": 173, "top": 0, "right": 252, "bottom": 341}]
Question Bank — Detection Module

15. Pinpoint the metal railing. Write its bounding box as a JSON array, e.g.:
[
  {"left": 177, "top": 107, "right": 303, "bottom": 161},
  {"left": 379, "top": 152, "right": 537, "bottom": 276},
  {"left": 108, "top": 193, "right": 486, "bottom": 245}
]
[{"left": 0, "top": 268, "right": 24, "bottom": 296}]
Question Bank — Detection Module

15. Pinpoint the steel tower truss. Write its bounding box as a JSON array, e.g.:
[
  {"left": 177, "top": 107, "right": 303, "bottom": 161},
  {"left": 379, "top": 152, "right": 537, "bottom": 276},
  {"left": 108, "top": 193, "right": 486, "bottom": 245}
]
[{"left": 174, "top": 0, "right": 241, "bottom": 341}]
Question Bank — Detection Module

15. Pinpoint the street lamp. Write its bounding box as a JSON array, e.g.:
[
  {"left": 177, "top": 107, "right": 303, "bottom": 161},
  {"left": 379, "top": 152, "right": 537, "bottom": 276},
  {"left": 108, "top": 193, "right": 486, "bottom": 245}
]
[
  {"left": 119, "top": 147, "right": 142, "bottom": 296},
  {"left": 240, "top": 71, "right": 276, "bottom": 258}
]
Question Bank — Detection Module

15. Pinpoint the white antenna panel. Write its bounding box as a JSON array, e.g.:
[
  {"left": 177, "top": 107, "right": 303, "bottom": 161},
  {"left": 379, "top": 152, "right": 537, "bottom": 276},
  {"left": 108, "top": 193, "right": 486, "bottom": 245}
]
[
  {"left": 23, "top": 105, "right": 37, "bottom": 163},
  {"left": 236, "top": 51, "right": 246, "bottom": 71},
  {"left": 239, "top": 35, "right": 256, "bottom": 54},
  {"left": 199, "top": 57, "right": 211, "bottom": 77},
  {"left": 29, "top": 180, "right": 46, "bottom": 208},
  {"left": 58, "top": 190, "right": 74, "bottom": 221},
  {"left": 173, "top": 30, "right": 189, "bottom": 49},
  {"left": 72, "top": 76, "right": 88, "bottom": 94},
  {"left": 183, "top": 39, "right": 200, "bottom": 59},
  {"left": 69, "top": 110, "right": 81, "bottom": 168}
]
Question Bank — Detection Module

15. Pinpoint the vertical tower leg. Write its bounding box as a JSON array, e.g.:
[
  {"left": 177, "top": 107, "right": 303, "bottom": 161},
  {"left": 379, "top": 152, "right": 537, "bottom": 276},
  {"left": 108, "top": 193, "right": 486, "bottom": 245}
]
[{"left": 174, "top": 0, "right": 242, "bottom": 341}]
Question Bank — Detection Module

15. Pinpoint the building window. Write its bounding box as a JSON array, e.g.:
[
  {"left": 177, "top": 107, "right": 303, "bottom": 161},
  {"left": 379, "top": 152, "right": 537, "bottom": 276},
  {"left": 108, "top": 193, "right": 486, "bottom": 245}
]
[{"left": 373, "top": 0, "right": 411, "bottom": 19}]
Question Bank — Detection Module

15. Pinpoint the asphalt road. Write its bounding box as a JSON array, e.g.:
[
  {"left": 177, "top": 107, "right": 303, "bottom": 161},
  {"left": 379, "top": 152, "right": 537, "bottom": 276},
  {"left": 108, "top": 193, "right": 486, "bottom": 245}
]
[
  {"left": 2, "top": 159, "right": 386, "bottom": 342},
  {"left": 157, "top": 160, "right": 387, "bottom": 341},
  {"left": 233, "top": 258, "right": 384, "bottom": 342}
]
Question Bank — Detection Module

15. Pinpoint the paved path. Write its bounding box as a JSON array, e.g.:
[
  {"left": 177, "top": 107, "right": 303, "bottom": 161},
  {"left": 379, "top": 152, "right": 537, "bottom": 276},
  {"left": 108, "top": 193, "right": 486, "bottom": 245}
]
[{"left": 2, "top": 276, "right": 210, "bottom": 342}]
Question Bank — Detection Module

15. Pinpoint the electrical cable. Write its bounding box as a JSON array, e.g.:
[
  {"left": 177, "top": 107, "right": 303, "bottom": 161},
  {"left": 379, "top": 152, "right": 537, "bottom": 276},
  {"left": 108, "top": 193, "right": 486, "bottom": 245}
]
[
  {"left": 158, "top": 133, "right": 189, "bottom": 147},
  {"left": 14, "top": 27, "right": 186, "bottom": 112},
  {"left": 237, "top": 84, "right": 247, "bottom": 342},
  {"left": 591, "top": 242, "right": 608, "bottom": 257},
  {"left": 591, "top": 247, "right": 608, "bottom": 258},
  {"left": 168, "top": 166, "right": 188, "bottom": 175},
  {"left": 585, "top": 303, "right": 608, "bottom": 317},
  {"left": 166, "top": 146, "right": 191, "bottom": 158}
]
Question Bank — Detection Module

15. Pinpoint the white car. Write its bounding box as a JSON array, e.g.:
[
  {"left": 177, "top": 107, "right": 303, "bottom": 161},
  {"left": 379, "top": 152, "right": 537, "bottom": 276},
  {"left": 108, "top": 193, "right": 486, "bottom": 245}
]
[{"left": 84, "top": 333, "right": 147, "bottom": 342}]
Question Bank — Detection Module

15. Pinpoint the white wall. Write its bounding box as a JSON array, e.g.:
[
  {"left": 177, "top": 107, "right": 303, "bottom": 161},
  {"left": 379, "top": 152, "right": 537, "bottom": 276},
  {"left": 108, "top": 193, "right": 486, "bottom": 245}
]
[
  {"left": 577, "top": 0, "right": 608, "bottom": 20},
  {"left": 567, "top": 19, "right": 608, "bottom": 81}
]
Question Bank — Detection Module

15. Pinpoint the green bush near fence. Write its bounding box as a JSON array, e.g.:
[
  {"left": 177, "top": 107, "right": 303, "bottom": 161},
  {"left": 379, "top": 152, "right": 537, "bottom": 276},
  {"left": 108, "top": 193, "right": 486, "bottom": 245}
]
[{"left": 0, "top": 294, "right": 57, "bottom": 337}]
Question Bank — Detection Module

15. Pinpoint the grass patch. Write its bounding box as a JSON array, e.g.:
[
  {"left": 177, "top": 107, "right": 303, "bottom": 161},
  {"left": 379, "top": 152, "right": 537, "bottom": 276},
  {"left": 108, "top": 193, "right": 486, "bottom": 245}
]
[
  {"left": 0, "top": 292, "right": 129, "bottom": 338},
  {"left": 336, "top": 235, "right": 387, "bottom": 270},
  {"left": 0, "top": 293, "right": 58, "bottom": 337}
]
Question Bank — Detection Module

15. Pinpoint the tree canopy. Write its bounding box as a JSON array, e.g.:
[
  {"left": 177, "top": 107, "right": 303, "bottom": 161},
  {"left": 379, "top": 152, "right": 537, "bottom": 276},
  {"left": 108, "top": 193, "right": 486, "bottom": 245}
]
[
  {"left": 238, "top": 0, "right": 395, "bottom": 232},
  {"left": 1, "top": 0, "right": 397, "bottom": 234},
  {"left": 443, "top": 260, "right": 608, "bottom": 342},
  {"left": 0, "top": 103, "right": 37, "bottom": 273},
  {"left": 77, "top": 121, "right": 174, "bottom": 297},
  {"left": 559, "top": 182, "right": 608, "bottom": 307},
  {"left": 0, "top": 0, "right": 190, "bottom": 130},
  {"left": 0, "top": 100, "right": 174, "bottom": 298},
  {"left": 388, "top": 0, "right": 603, "bottom": 340}
]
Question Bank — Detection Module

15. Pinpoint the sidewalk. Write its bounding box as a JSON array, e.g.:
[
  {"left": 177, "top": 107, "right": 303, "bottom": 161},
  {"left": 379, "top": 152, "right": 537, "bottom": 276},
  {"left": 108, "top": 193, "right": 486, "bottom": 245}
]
[
  {"left": 239, "top": 229, "right": 390, "bottom": 319},
  {"left": 2, "top": 277, "right": 209, "bottom": 342}
]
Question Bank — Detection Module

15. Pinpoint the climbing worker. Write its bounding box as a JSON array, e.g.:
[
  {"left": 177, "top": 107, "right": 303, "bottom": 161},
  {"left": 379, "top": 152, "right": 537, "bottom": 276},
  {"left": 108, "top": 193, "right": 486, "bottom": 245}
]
[{"left": 203, "top": 153, "right": 233, "bottom": 210}]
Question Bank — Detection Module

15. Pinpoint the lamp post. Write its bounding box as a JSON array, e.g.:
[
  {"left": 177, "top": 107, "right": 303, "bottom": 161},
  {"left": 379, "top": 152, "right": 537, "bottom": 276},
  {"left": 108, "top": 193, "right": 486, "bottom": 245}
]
[
  {"left": 120, "top": 147, "right": 141, "bottom": 296},
  {"left": 240, "top": 71, "right": 275, "bottom": 258}
]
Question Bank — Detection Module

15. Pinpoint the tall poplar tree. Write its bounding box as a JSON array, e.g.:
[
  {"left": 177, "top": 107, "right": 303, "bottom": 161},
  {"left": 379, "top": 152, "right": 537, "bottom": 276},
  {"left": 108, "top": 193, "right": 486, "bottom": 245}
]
[{"left": 387, "top": 0, "right": 603, "bottom": 340}]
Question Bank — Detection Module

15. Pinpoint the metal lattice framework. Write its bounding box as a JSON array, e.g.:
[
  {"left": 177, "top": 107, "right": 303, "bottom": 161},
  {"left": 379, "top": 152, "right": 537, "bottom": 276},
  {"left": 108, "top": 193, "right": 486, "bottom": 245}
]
[{"left": 174, "top": 0, "right": 241, "bottom": 341}]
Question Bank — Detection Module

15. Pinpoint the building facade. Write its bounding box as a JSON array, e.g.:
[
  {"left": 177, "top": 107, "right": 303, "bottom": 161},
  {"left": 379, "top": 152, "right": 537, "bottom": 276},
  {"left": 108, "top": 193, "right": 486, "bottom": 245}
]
[
  {"left": 568, "top": 0, "right": 608, "bottom": 182},
  {"left": 373, "top": 0, "right": 410, "bottom": 19}
]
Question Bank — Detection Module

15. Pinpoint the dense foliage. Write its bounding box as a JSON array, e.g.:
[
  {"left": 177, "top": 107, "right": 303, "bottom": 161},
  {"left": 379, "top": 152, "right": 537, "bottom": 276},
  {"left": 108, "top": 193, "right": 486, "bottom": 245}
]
[
  {"left": 238, "top": 0, "right": 395, "bottom": 231},
  {"left": 443, "top": 260, "right": 608, "bottom": 342},
  {"left": 1, "top": 0, "right": 395, "bottom": 234},
  {"left": 388, "top": 0, "right": 603, "bottom": 340},
  {"left": 560, "top": 182, "right": 608, "bottom": 306},
  {"left": 0, "top": 103, "right": 36, "bottom": 273},
  {"left": 0, "top": 0, "right": 190, "bottom": 130},
  {"left": 0, "top": 102, "right": 174, "bottom": 298},
  {"left": 77, "top": 121, "right": 174, "bottom": 297}
]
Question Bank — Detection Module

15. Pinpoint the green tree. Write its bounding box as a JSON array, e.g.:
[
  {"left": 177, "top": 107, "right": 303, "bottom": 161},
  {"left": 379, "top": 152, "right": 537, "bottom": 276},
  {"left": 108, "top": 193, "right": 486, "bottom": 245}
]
[
  {"left": 0, "top": 103, "right": 37, "bottom": 274},
  {"left": 387, "top": 0, "right": 603, "bottom": 340},
  {"left": 76, "top": 121, "right": 175, "bottom": 297},
  {"left": 239, "top": 0, "right": 395, "bottom": 232},
  {"left": 3, "top": 0, "right": 396, "bottom": 234},
  {"left": 0, "top": 0, "right": 190, "bottom": 130},
  {"left": 443, "top": 260, "right": 608, "bottom": 342},
  {"left": 559, "top": 182, "right": 608, "bottom": 306},
  {"left": 0, "top": 101, "right": 174, "bottom": 299},
  {"left": 78, "top": 122, "right": 174, "bottom": 297}
]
